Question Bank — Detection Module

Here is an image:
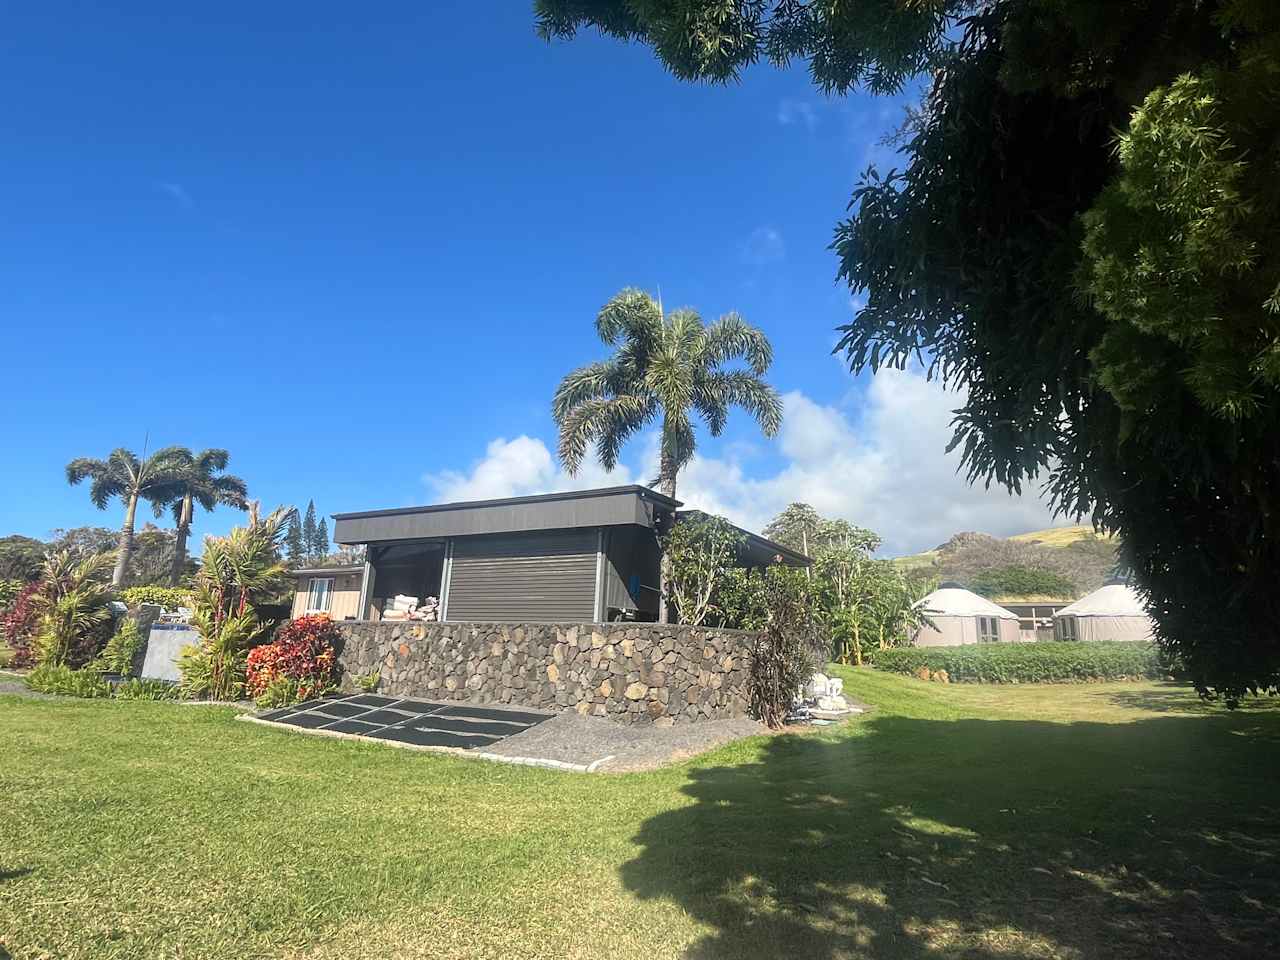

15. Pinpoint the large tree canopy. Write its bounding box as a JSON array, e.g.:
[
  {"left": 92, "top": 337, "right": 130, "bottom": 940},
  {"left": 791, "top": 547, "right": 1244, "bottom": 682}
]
[{"left": 535, "top": 0, "right": 1280, "bottom": 701}]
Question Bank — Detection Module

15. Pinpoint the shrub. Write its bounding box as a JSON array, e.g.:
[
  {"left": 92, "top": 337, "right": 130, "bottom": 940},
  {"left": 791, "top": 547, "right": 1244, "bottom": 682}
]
[
  {"left": 100, "top": 619, "right": 145, "bottom": 676},
  {"left": 749, "top": 573, "right": 818, "bottom": 728},
  {"left": 870, "top": 641, "right": 1164, "bottom": 684},
  {"left": 353, "top": 670, "right": 380, "bottom": 693},
  {"left": 114, "top": 678, "right": 178, "bottom": 701},
  {"left": 0, "top": 578, "right": 24, "bottom": 610},
  {"left": 245, "top": 615, "right": 338, "bottom": 707},
  {"left": 118, "top": 585, "right": 193, "bottom": 610},
  {"left": 26, "top": 663, "right": 111, "bottom": 698},
  {"left": 1, "top": 582, "right": 40, "bottom": 668}
]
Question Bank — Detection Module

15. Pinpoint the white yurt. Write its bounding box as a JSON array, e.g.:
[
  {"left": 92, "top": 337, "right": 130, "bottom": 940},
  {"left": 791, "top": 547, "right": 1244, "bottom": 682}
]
[
  {"left": 911, "top": 583, "right": 1021, "bottom": 646},
  {"left": 1053, "top": 579, "right": 1155, "bottom": 642}
]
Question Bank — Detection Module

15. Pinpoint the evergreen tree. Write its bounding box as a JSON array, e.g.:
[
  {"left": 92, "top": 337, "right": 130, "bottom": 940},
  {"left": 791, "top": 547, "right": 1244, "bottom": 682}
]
[
  {"left": 314, "top": 518, "right": 330, "bottom": 562},
  {"left": 285, "top": 509, "right": 305, "bottom": 567},
  {"left": 302, "top": 501, "right": 318, "bottom": 560}
]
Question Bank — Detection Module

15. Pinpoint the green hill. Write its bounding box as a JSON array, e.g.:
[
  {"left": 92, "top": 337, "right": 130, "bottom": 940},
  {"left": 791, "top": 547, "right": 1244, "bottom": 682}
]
[{"left": 892, "top": 525, "right": 1119, "bottom": 600}]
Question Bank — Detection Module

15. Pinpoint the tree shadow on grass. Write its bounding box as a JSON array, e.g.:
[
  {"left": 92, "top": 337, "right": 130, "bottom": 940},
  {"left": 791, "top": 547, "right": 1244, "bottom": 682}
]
[
  {"left": 621, "top": 709, "right": 1280, "bottom": 959},
  {"left": 1104, "top": 683, "right": 1280, "bottom": 716}
]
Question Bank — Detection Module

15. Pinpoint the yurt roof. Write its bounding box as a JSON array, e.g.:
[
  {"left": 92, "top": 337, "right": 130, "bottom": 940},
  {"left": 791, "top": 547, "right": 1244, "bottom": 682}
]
[
  {"left": 914, "top": 586, "right": 1019, "bottom": 620},
  {"left": 1055, "top": 583, "right": 1149, "bottom": 618}
]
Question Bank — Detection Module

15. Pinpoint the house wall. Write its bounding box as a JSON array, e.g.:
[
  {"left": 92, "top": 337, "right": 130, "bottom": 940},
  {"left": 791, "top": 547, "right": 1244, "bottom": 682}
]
[
  {"left": 291, "top": 572, "right": 364, "bottom": 621},
  {"left": 333, "top": 620, "right": 756, "bottom": 725},
  {"left": 602, "top": 525, "right": 661, "bottom": 619}
]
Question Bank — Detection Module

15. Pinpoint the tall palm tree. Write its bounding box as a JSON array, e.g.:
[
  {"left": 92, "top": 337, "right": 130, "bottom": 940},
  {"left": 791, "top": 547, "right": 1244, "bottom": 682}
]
[
  {"left": 554, "top": 288, "right": 783, "bottom": 622},
  {"left": 66, "top": 446, "right": 189, "bottom": 587},
  {"left": 152, "top": 449, "right": 249, "bottom": 586}
]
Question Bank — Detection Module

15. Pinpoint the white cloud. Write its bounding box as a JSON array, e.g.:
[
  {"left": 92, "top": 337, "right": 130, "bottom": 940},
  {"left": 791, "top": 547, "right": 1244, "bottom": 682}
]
[
  {"left": 672, "top": 371, "right": 1062, "bottom": 554},
  {"left": 424, "top": 435, "right": 634, "bottom": 503},
  {"left": 777, "top": 98, "right": 817, "bottom": 131},
  {"left": 420, "top": 371, "right": 1064, "bottom": 555},
  {"left": 740, "top": 226, "right": 785, "bottom": 265}
]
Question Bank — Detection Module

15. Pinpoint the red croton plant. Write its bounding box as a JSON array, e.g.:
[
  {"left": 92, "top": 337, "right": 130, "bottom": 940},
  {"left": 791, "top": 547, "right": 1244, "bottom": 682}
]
[
  {"left": 1, "top": 582, "right": 41, "bottom": 668},
  {"left": 245, "top": 614, "right": 338, "bottom": 702}
]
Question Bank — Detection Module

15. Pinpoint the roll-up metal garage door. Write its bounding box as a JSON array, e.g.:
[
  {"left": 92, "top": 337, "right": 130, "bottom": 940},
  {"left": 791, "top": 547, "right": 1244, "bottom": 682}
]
[{"left": 445, "top": 530, "right": 598, "bottom": 622}]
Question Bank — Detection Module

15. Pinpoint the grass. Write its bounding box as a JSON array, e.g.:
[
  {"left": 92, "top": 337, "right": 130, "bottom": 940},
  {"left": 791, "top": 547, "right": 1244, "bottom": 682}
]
[{"left": 2, "top": 671, "right": 1278, "bottom": 959}]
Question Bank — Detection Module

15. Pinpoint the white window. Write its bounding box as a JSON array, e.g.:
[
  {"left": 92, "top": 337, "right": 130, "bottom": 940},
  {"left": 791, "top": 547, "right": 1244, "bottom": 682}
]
[
  {"left": 1058, "top": 615, "right": 1077, "bottom": 641},
  {"left": 977, "top": 616, "right": 1000, "bottom": 643},
  {"left": 305, "top": 578, "right": 334, "bottom": 614}
]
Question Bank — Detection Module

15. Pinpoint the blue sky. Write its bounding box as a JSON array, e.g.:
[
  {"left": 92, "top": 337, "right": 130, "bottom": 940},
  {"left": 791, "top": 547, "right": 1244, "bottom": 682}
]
[{"left": 0, "top": 2, "right": 1059, "bottom": 556}]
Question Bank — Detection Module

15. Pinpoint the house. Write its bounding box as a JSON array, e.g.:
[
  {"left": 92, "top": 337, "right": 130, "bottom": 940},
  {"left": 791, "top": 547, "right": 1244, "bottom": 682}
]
[
  {"left": 911, "top": 582, "right": 1022, "bottom": 646},
  {"left": 992, "top": 596, "right": 1076, "bottom": 642},
  {"left": 288, "top": 485, "right": 807, "bottom": 624},
  {"left": 1053, "top": 580, "right": 1155, "bottom": 642}
]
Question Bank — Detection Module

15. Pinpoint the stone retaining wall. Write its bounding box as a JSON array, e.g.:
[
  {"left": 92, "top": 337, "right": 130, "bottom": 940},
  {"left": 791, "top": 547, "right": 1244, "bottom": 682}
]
[{"left": 333, "top": 621, "right": 758, "bottom": 725}]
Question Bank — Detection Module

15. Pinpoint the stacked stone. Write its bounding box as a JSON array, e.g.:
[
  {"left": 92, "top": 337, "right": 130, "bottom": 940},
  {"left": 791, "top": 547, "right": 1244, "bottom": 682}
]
[{"left": 333, "top": 620, "right": 756, "bottom": 725}]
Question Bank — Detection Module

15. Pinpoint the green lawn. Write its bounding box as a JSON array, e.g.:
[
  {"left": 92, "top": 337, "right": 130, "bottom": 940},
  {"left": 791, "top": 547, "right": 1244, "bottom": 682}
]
[{"left": 2, "top": 670, "right": 1278, "bottom": 960}]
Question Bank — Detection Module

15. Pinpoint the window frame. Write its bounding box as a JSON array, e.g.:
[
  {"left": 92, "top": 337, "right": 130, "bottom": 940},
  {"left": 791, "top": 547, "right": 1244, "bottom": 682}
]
[
  {"left": 1058, "top": 615, "right": 1078, "bottom": 642},
  {"left": 305, "top": 577, "right": 334, "bottom": 614}
]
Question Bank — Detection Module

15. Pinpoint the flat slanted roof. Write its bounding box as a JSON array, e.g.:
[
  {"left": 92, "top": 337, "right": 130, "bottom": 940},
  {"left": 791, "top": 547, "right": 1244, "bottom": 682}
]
[
  {"left": 332, "top": 485, "right": 681, "bottom": 545},
  {"left": 675, "top": 510, "right": 810, "bottom": 567}
]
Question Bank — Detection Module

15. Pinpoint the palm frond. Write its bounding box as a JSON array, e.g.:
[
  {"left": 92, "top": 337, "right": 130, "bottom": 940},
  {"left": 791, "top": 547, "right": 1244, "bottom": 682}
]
[
  {"left": 557, "top": 395, "right": 655, "bottom": 473},
  {"left": 701, "top": 370, "right": 783, "bottom": 437},
  {"left": 552, "top": 360, "right": 635, "bottom": 420},
  {"left": 594, "top": 288, "right": 662, "bottom": 351},
  {"left": 65, "top": 457, "right": 108, "bottom": 486},
  {"left": 704, "top": 312, "right": 774, "bottom": 374}
]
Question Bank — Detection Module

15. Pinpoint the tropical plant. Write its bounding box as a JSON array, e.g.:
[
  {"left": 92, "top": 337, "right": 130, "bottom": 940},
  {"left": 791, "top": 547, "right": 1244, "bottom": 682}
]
[
  {"left": 554, "top": 288, "right": 782, "bottom": 621},
  {"left": 353, "top": 669, "right": 380, "bottom": 693},
  {"left": 532, "top": 1, "right": 1280, "bottom": 702},
  {"left": 1, "top": 581, "right": 41, "bottom": 668},
  {"left": 245, "top": 614, "right": 338, "bottom": 707},
  {"left": 150, "top": 448, "right": 249, "bottom": 586},
  {"left": 25, "top": 663, "right": 112, "bottom": 698},
  {"left": 179, "top": 505, "right": 291, "bottom": 700},
  {"left": 100, "top": 618, "right": 145, "bottom": 676},
  {"left": 661, "top": 513, "right": 745, "bottom": 627},
  {"left": 748, "top": 570, "right": 819, "bottom": 729},
  {"left": 113, "top": 677, "right": 178, "bottom": 700},
  {"left": 65, "top": 446, "right": 188, "bottom": 587},
  {"left": 29, "top": 550, "right": 116, "bottom": 667}
]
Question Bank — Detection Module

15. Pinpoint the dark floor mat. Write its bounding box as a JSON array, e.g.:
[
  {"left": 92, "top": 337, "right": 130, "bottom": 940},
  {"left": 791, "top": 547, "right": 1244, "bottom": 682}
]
[
  {"left": 257, "top": 708, "right": 296, "bottom": 722},
  {"left": 277, "top": 712, "right": 335, "bottom": 729},
  {"left": 436, "top": 704, "right": 551, "bottom": 725},
  {"left": 356, "top": 708, "right": 419, "bottom": 725},
  {"left": 405, "top": 715, "right": 535, "bottom": 737},
  {"left": 291, "top": 699, "right": 329, "bottom": 711},
  {"left": 311, "top": 701, "right": 373, "bottom": 719},
  {"left": 346, "top": 694, "right": 397, "bottom": 708},
  {"left": 323, "top": 718, "right": 386, "bottom": 735},
  {"left": 369, "top": 726, "right": 504, "bottom": 750},
  {"left": 384, "top": 699, "right": 446, "bottom": 716}
]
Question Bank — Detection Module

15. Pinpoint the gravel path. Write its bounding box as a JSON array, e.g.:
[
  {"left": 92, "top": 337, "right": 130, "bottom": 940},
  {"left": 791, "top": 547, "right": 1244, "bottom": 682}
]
[{"left": 482, "top": 711, "right": 766, "bottom": 772}]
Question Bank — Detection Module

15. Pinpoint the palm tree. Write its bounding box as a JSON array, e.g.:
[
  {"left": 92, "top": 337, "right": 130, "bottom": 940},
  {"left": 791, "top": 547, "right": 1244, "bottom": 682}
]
[
  {"left": 65, "top": 446, "right": 189, "bottom": 587},
  {"left": 152, "top": 449, "right": 249, "bottom": 586},
  {"left": 554, "top": 288, "right": 783, "bottom": 622}
]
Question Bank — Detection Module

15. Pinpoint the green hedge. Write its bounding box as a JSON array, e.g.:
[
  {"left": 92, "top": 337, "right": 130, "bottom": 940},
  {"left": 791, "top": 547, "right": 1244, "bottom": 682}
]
[
  {"left": 870, "top": 641, "right": 1163, "bottom": 683},
  {"left": 117, "top": 585, "right": 193, "bottom": 609}
]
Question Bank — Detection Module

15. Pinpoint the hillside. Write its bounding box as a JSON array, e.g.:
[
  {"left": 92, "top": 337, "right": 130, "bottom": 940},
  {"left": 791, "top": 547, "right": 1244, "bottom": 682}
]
[{"left": 892, "top": 525, "right": 1119, "bottom": 600}]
